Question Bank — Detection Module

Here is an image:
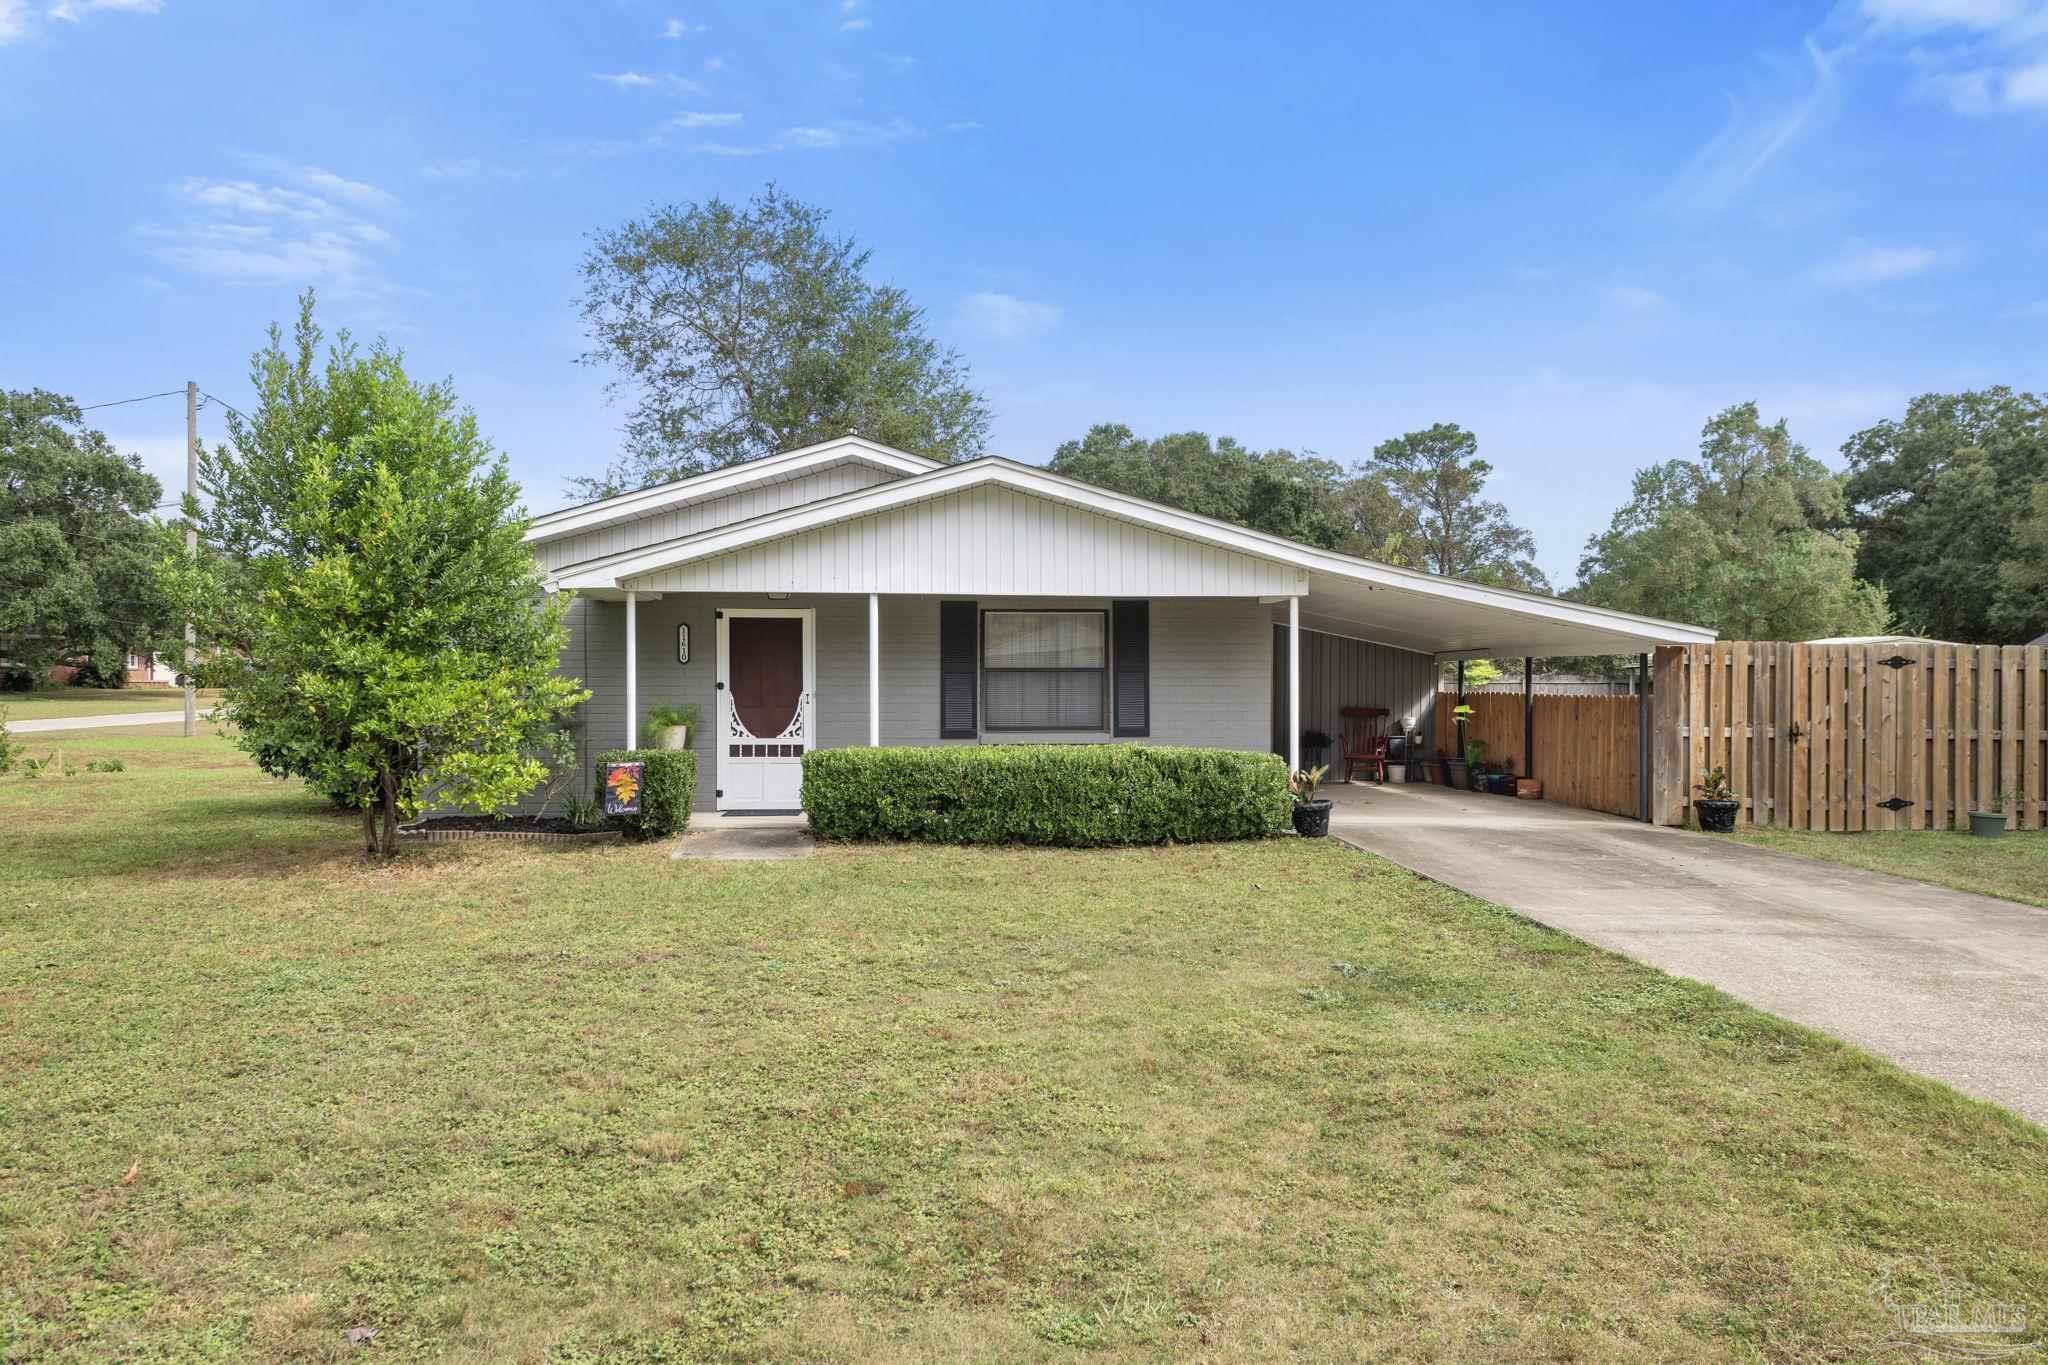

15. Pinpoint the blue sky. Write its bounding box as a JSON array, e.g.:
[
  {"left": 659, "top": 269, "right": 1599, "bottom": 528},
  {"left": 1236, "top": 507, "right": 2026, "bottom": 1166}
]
[{"left": 3, "top": 0, "right": 2043, "bottom": 584}]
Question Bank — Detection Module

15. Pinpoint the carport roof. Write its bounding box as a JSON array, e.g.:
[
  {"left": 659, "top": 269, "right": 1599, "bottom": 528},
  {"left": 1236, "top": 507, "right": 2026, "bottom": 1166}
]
[{"left": 543, "top": 454, "right": 1716, "bottom": 658}]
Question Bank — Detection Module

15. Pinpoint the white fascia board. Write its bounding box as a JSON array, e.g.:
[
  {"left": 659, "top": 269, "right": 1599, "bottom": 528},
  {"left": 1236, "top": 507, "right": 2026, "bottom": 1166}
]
[
  {"left": 523, "top": 437, "right": 942, "bottom": 545},
  {"left": 553, "top": 456, "right": 1717, "bottom": 647}
]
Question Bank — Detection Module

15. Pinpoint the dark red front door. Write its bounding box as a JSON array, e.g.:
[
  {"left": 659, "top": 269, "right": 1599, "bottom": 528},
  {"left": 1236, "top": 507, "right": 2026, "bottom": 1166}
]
[{"left": 729, "top": 616, "right": 803, "bottom": 738}]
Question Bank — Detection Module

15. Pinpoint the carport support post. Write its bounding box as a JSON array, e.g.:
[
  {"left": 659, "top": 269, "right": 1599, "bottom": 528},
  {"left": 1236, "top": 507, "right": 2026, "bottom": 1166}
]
[
  {"left": 1286, "top": 596, "right": 1300, "bottom": 773},
  {"left": 1523, "top": 657, "right": 1533, "bottom": 780},
  {"left": 625, "top": 591, "right": 638, "bottom": 750},
  {"left": 867, "top": 592, "right": 880, "bottom": 746},
  {"left": 1637, "top": 652, "right": 1650, "bottom": 822}
]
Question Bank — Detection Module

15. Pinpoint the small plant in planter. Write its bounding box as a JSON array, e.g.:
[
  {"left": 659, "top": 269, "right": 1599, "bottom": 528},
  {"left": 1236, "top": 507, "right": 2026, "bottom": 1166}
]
[
  {"left": 1489, "top": 756, "right": 1516, "bottom": 795},
  {"left": 1289, "top": 764, "right": 1333, "bottom": 838},
  {"left": 1694, "top": 767, "right": 1739, "bottom": 832},
  {"left": 646, "top": 702, "right": 700, "bottom": 751},
  {"left": 1462, "top": 738, "right": 1489, "bottom": 790},
  {"left": 1968, "top": 789, "right": 2011, "bottom": 839},
  {"left": 1301, "top": 729, "right": 1332, "bottom": 769}
]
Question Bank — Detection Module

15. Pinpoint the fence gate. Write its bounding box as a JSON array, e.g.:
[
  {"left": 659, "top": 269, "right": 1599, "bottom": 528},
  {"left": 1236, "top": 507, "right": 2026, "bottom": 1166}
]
[{"left": 1652, "top": 642, "right": 2047, "bottom": 831}]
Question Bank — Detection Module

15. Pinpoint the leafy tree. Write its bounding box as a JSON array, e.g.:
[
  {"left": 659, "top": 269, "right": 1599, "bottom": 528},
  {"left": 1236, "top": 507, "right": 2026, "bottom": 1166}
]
[
  {"left": 1048, "top": 423, "right": 1355, "bottom": 548},
  {"left": 1575, "top": 402, "right": 1889, "bottom": 639},
  {"left": 2000, "top": 482, "right": 2048, "bottom": 642},
  {"left": 1841, "top": 387, "right": 2047, "bottom": 643},
  {"left": 0, "top": 389, "right": 169, "bottom": 683},
  {"left": 1362, "top": 424, "right": 1548, "bottom": 589},
  {"left": 577, "top": 185, "right": 990, "bottom": 498},
  {"left": 165, "top": 295, "right": 587, "bottom": 856}
]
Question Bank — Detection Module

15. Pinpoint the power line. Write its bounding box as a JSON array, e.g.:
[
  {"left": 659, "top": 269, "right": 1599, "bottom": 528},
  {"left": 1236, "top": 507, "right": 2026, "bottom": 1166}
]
[
  {"left": 79, "top": 388, "right": 185, "bottom": 412},
  {"left": 198, "top": 391, "right": 249, "bottom": 423}
]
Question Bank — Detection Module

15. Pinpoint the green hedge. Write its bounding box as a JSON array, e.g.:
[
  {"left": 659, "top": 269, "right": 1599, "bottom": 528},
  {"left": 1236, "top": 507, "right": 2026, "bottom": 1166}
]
[
  {"left": 801, "top": 744, "right": 1291, "bottom": 846},
  {"left": 594, "top": 749, "right": 697, "bottom": 840}
]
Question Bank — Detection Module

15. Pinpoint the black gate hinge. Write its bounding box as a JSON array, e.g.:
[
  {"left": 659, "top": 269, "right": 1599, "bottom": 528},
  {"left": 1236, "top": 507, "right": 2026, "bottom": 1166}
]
[
  {"left": 1879, "top": 655, "right": 1913, "bottom": 669},
  {"left": 1878, "top": 797, "right": 1914, "bottom": 811}
]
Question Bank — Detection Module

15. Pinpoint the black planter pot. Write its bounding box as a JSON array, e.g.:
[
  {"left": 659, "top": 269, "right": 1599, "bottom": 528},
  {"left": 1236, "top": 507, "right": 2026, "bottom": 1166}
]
[
  {"left": 1292, "top": 799, "right": 1333, "bottom": 838},
  {"left": 1969, "top": 810, "right": 2006, "bottom": 838},
  {"left": 1443, "top": 759, "right": 1467, "bottom": 788},
  {"left": 1696, "top": 799, "right": 1738, "bottom": 833}
]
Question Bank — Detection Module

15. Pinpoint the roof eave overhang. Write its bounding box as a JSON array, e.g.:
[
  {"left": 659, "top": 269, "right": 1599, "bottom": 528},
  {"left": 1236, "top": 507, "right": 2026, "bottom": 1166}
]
[
  {"left": 523, "top": 437, "right": 943, "bottom": 546},
  {"left": 545, "top": 456, "right": 1716, "bottom": 652}
]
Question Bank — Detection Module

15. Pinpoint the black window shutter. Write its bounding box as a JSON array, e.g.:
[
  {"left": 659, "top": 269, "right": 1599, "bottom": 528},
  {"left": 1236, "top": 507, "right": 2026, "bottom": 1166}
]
[
  {"left": 1112, "top": 600, "right": 1149, "bottom": 737},
  {"left": 939, "top": 600, "right": 978, "bottom": 738}
]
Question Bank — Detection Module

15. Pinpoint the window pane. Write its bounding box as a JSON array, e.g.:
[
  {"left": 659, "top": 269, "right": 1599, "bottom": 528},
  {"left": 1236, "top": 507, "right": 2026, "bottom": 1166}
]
[
  {"left": 983, "top": 611, "right": 1106, "bottom": 669},
  {"left": 984, "top": 669, "right": 1105, "bottom": 730}
]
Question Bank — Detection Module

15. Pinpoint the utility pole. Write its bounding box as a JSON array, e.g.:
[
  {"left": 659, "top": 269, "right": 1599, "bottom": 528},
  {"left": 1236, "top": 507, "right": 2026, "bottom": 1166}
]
[{"left": 183, "top": 381, "right": 197, "bottom": 738}]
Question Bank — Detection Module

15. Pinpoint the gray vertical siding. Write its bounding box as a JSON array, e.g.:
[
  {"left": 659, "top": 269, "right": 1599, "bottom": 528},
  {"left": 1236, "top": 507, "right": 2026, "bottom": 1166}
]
[
  {"left": 1270, "top": 626, "right": 1436, "bottom": 769},
  {"left": 530, "top": 593, "right": 1276, "bottom": 812}
]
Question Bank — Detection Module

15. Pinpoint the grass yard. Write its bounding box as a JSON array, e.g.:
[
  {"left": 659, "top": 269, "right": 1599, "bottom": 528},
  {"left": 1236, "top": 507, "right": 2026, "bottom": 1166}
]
[
  {"left": 2, "top": 735, "right": 2045, "bottom": 1362},
  {"left": 1731, "top": 826, "right": 2048, "bottom": 910},
  {"left": 0, "top": 687, "right": 216, "bottom": 722}
]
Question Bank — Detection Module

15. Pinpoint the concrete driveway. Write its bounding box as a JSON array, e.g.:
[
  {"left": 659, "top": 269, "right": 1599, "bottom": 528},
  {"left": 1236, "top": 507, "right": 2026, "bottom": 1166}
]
[{"left": 1326, "top": 780, "right": 2048, "bottom": 1125}]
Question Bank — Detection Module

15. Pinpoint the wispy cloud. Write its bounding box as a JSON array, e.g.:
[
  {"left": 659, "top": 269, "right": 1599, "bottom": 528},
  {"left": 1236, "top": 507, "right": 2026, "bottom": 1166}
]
[
  {"left": 1813, "top": 240, "right": 1963, "bottom": 285},
  {"left": 420, "top": 157, "right": 482, "bottom": 180},
  {"left": 142, "top": 163, "right": 403, "bottom": 303},
  {"left": 960, "top": 291, "right": 1061, "bottom": 341},
  {"left": 592, "top": 70, "right": 707, "bottom": 95},
  {"left": 664, "top": 111, "right": 742, "bottom": 129},
  {"left": 1605, "top": 284, "right": 1667, "bottom": 313},
  {"left": 945, "top": 119, "right": 984, "bottom": 132},
  {"left": 48, "top": 0, "right": 158, "bottom": 20},
  {"left": 702, "top": 54, "right": 724, "bottom": 73},
  {"left": 1662, "top": 39, "right": 1841, "bottom": 218},
  {"left": 1866, "top": 0, "right": 2048, "bottom": 112},
  {"left": 660, "top": 16, "right": 702, "bottom": 39},
  {"left": 841, "top": 17, "right": 871, "bottom": 30},
  {"left": 3, "top": 0, "right": 154, "bottom": 41}
]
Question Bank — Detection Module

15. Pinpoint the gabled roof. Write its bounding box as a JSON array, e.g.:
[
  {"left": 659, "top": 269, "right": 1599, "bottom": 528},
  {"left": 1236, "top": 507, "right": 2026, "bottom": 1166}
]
[
  {"left": 524, "top": 435, "right": 942, "bottom": 546},
  {"left": 546, "top": 455, "right": 1717, "bottom": 654}
]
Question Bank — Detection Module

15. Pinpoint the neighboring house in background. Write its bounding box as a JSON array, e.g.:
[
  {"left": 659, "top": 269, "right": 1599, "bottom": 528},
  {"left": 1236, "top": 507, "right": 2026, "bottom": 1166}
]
[
  {"left": 125, "top": 652, "right": 179, "bottom": 686},
  {"left": 1461, "top": 671, "right": 1644, "bottom": 696},
  {"left": 525, "top": 437, "right": 1715, "bottom": 813}
]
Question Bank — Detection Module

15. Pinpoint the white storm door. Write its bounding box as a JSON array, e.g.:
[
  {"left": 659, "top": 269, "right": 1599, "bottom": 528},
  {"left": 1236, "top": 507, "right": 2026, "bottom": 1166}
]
[{"left": 715, "top": 608, "right": 815, "bottom": 811}]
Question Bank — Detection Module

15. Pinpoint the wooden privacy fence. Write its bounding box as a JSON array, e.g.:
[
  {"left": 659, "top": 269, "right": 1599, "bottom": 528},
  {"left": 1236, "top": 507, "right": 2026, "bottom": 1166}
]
[
  {"left": 1651, "top": 642, "right": 2048, "bottom": 831},
  {"left": 1432, "top": 690, "right": 1643, "bottom": 818}
]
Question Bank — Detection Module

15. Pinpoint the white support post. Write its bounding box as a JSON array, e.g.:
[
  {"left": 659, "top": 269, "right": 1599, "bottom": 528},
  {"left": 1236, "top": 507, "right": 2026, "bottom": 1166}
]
[
  {"left": 868, "top": 592, "right": 881, "bottom": 746},
  {"left": 625, "top": 591, "right": 638, "bottom": 750},
  {"left": 1287, "top": 596, "right": 1300, "bottom": 773}
]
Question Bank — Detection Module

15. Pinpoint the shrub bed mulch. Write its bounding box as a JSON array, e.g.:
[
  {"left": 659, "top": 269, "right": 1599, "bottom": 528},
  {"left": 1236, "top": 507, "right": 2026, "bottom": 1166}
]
[{"left": 399, "top": 815, "right": 621, "bottom": 844}]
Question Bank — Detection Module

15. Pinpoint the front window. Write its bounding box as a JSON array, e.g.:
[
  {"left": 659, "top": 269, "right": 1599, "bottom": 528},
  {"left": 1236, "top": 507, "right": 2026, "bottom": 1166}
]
[{"left": 981, "top": 610, "right": 1107, "bottom": 731}]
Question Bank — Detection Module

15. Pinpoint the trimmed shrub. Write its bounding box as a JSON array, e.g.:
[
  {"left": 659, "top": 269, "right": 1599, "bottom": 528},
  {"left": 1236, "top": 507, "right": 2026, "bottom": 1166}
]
[
  {"left": 802, "top": 744, "right": 1292, "bottom": 846},
  {"left": 594, "top": 749, "right": 698, "bottom": 840}
]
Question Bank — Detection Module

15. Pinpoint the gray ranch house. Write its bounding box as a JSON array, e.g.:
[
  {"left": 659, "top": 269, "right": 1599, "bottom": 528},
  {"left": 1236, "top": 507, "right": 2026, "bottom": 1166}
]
[{"left": 528, "top": 437, "right": 1714, "bottom": 814}]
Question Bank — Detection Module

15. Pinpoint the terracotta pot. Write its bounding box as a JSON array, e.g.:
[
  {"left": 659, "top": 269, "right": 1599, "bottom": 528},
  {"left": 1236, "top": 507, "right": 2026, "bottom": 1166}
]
[{"left": 1515, "top": 777, "right": 1544, "bottom": 800}]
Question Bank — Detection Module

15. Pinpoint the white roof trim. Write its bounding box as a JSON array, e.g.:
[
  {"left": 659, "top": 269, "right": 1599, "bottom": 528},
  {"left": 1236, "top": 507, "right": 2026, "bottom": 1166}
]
[
  {"left": 546, "top": 456, "right": 1716, "bottom": 648},
  {"left": 523, "top": 436, "right": 943, "bottom": 545}
]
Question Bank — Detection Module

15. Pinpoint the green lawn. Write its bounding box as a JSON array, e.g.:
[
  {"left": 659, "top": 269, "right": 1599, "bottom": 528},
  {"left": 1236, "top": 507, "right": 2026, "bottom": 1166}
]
[
  {"left": 1731, "top": 826, "right": 2048, "bottom": 909},
  {"left": 2, "top": 735, "right": 2044, "bottom": 1362},
  {"left": 0, "top": 687, "right": 216, "bottom": 722}
]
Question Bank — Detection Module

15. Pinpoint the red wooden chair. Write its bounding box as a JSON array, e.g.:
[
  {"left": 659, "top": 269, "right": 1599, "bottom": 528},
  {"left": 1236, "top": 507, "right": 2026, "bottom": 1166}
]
[{"left": 1339, "top": 707, "right": 1390, "bottom": 783}]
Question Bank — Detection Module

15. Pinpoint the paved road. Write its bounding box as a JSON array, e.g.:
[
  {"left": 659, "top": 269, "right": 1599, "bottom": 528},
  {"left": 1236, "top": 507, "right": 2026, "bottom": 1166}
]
[
  {"left": 1327, "top": 780, "right": 2048, "bottom": 1125},
  {"left": 8, "top": 711, "right": 201, "bottom": 733}
]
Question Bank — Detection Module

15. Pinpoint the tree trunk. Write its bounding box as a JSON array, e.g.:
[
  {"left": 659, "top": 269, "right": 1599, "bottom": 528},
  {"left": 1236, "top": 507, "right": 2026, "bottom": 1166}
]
[
  {"left": 361, "top": 804, "right": 379, "bottom": 856},
  {"left": 376, "top": 767, "right": 400, "bottom": 858}
]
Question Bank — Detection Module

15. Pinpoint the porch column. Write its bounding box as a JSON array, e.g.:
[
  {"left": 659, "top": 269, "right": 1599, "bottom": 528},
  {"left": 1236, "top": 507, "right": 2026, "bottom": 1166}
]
[
  {"left": 867, "top": 592, "right": 880, "bottom": 746},
  {"left": 625, "top": 591, "right": 638, "bottom": 750},
  {"left": 1637, "top": 652, "right": 1650, "bottom": 822},
  {"left": 1523, "top": 656, "right": 1534, "bottom": 780},
  {"left": 1287, "top": 596, "right": 1300, "bottom": 772}
]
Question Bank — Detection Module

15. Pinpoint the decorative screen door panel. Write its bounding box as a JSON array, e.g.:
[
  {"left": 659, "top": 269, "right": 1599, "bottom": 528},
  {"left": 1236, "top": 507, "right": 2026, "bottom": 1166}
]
[{"left": 716, "top": 609, "right": 813, "bottom": 810}]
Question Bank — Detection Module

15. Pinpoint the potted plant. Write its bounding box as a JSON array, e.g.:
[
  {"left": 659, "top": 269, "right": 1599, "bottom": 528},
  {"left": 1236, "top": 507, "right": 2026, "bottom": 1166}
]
[
  {"left": 646, "top": 702, "right": 699, "bottom": 751},
  {"left": 1301, "top": 729, "right": 1332, "bottom": 770},
  {"left": 1424, "top": 751, "right": 1446, "bottom": 785},
  {"left": 1289, "top": 764, "right": 1332, "bottom": 837},
  {"left": 1694, "top": 767, "right": 1739, "bottom": 832},
  {"left": 1489, "top": 756, "right": 1516, "bottom": 795},
  {"left": 1463, "top": 738, "right": 1489, "bottom": 790},
  {"left": 1969, "top": 790, "right": 2009, "bottom": 839}
]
